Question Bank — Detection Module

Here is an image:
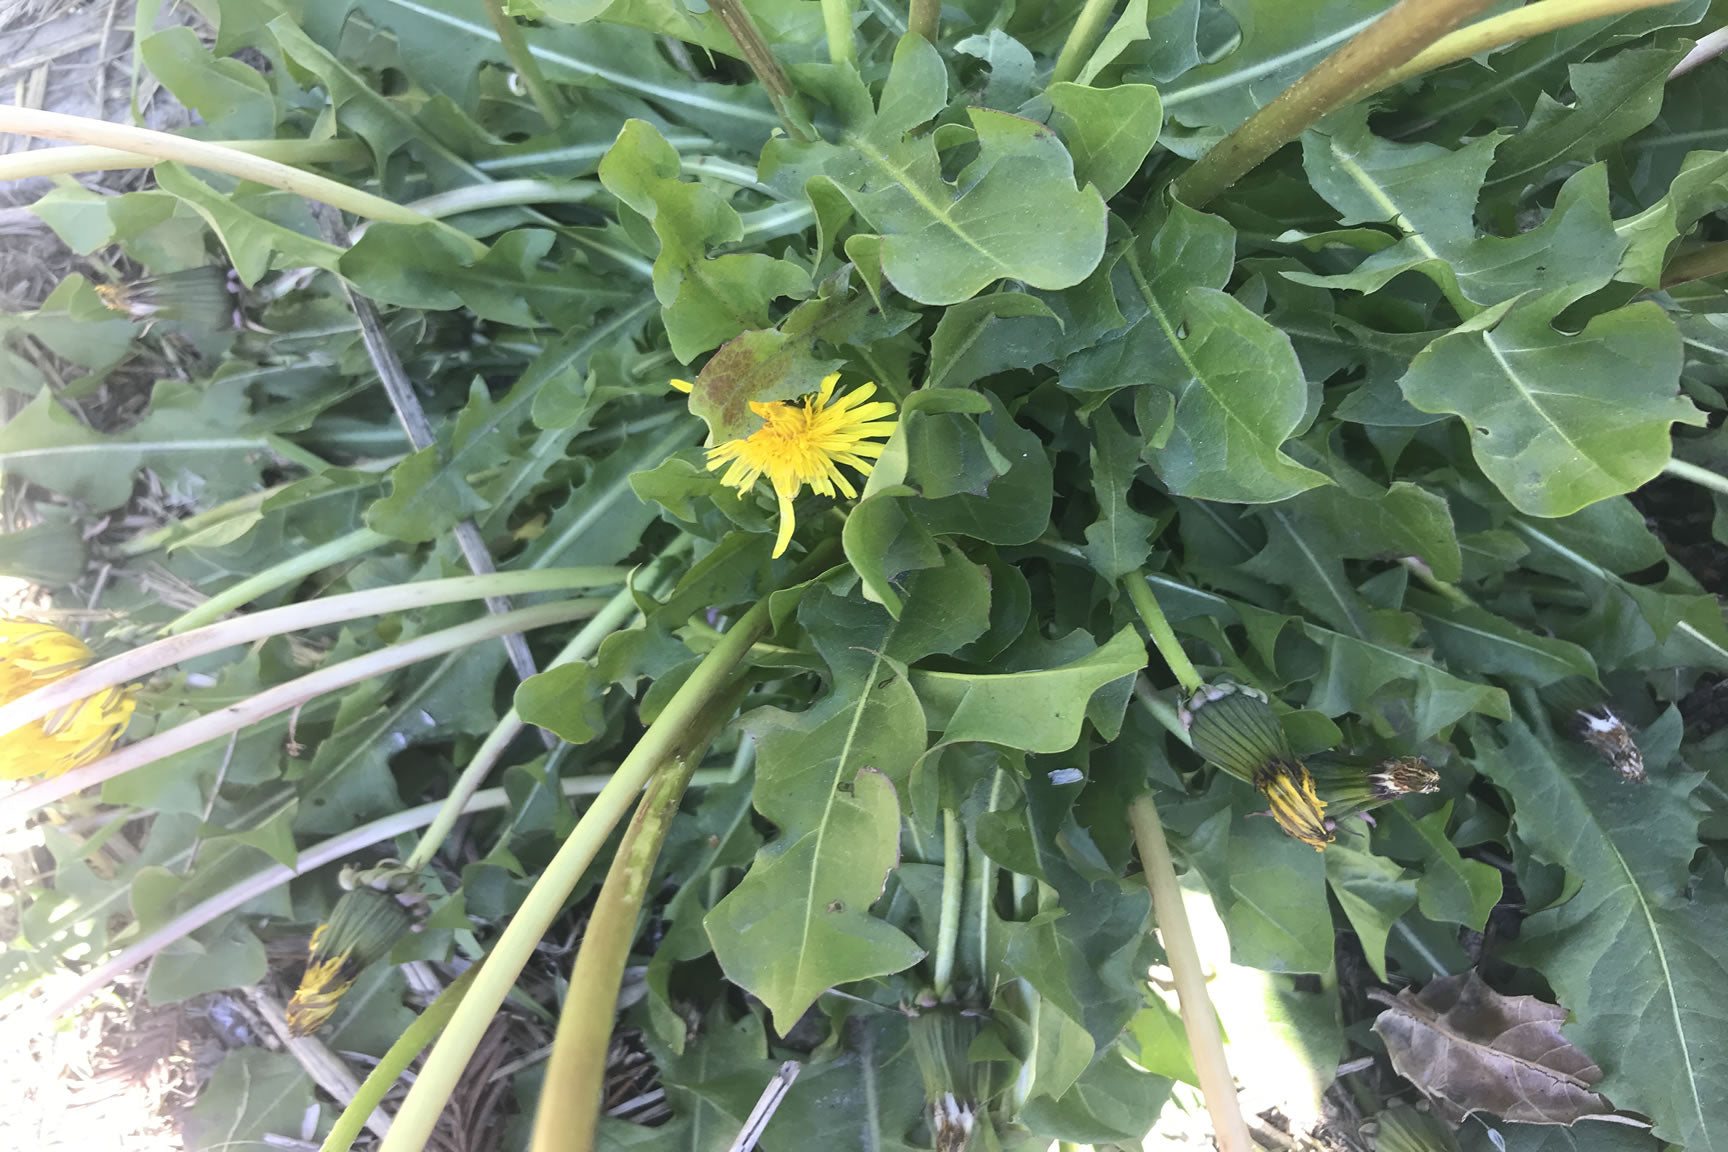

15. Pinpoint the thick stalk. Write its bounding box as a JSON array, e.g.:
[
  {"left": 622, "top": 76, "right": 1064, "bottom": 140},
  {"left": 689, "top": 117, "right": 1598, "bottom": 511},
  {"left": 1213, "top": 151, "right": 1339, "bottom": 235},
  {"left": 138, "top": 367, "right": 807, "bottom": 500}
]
[
  {"left": 0, "top": 137, "right": 365, "bottom": 182},
  {"left": 1172, "top": 0, "right": 1498, "bottom": 206},
  {"left": 931, "top": 807, "right": 963, "bottom": 998},
  {"left": 0, "top": 107, "right": 472, "bottom": 244},
  {"left": 1664, "top": 458, "right": 1728, "bottom": 497},
  {"left": 1375, "top": 0, "right": 1684, "bottom": 91},
  {"left": 908, "top": 0, "right": 940, "bottom": 44},
  {"left": 1661, "top": 241, "right": 1728, "bottom": 290},
  {"left": 821, "top": 0, "right": 857, "bottom": 66},
  {"left": 321, "top": 966, "right": 479, "bottom": 1152},
  {"left": 1124, "top": 574, "right": 1204, "bottom": 693},
  {"left": 1049, "top": 0, "right": 1118, "bottom": 85},
  {"left": 709, "top": 0, "right": 808, "bottom": 140},
  {"left": 480, "top": 0, "right": 565, "bottom": 128},
  {"left": 379, "top": 594, "right": 781, "bottom": 1152},
  {"left": 1128, "top": 793, "right": 1251, "bottom": 1152},
  {"left": 0, "top": 600, "right": 604, "bottom": 826},
  {"left": 165, "top": 528, "right": 391, "bottom": 634},
  {"left": 0, "top": 568, "right": 623, "bottom": 740},
  {"left": 528, "top": 702, "right": 720, "bottom": 1152}
]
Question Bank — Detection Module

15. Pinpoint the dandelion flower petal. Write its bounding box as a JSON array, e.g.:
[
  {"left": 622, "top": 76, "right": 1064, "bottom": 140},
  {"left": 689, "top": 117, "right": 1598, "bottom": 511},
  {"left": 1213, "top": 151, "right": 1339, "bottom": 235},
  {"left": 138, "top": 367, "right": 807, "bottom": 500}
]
[{"left": 694, "top": 377, "right": 897, "bottom": 557}]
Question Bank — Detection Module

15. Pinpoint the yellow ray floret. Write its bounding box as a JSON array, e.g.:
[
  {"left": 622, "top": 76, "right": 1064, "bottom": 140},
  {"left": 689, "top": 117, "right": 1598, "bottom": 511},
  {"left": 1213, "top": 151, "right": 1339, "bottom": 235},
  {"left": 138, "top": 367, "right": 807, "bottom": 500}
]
[
  {"left": 0, "top": 618, "right": 134, "bottom": 781},
  {"left": 699, "top": 374, "right": 898, "bottom": 557},
  {"left": 286, "top": 924, "right": 359, "bottom": 1035},
  {"left": 1255, "top": 756, "right": 1332, "bottom": 850}
]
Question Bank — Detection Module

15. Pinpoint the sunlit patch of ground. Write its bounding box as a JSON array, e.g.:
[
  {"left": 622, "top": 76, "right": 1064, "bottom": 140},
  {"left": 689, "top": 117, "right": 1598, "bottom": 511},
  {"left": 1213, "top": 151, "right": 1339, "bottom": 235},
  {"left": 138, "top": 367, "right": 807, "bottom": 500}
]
[{"left": 0, "top": 976, "right": 194, "bottom": 1152}]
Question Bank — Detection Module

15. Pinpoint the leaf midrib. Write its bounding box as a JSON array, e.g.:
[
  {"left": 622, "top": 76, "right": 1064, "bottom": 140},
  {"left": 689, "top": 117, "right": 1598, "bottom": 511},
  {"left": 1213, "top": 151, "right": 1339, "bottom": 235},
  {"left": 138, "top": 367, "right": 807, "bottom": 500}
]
[
  {"left": 793, "top": 648, "right": 891, "bottom": 1001},
  {"left": 1538, "top": 752, "right": 1710, "bottom": 1144},
  {"left": 845, "top": 133, "right": 1010, "bottom": 272},
  {"left": 1479, "top": 328, "right": 1623, "bottom": 486}
]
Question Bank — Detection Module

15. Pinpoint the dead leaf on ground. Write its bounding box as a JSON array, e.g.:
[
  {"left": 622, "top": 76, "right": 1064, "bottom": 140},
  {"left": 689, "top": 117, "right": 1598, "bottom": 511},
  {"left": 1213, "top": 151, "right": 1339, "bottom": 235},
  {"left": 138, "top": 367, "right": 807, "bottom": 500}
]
[{"left": 1370, "top": 970, "right": 1620, "bottom": 1128}]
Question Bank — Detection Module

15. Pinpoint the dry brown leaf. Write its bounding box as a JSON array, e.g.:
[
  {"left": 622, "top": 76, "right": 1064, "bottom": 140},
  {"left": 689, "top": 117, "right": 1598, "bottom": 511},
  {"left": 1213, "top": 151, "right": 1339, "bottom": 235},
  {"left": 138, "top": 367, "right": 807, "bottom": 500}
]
[{"left": 1371, "top": 970, "right": 1617, "bottom": 1127}]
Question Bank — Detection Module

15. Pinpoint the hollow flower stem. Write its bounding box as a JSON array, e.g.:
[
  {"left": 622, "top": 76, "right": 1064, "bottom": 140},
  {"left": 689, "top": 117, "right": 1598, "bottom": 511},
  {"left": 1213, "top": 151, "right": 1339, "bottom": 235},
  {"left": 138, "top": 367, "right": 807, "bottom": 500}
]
[
  {"left": 378, "top": 591, "right": 782, "bottom": 1152},
  {"left": 480, "top": 0, "right": 565, "bottom": 128},
  {"left": 1128, "top": 793, "right": 1251, "bottom": 1152},
  {"left": 0, "top": 106, "right": 474, "bottom": 247},
  {"left": 0, "top": 600, "right": 604, "bottom": 826},
  {"left": 0, "top": 568, "right": 624, "bottom": 740},
  {"left": 1124, "top": 574, "right": 1204, "bottom": 693},
  {"left": 1050, "top": 0, "right": 1118, "bottom": 85}
]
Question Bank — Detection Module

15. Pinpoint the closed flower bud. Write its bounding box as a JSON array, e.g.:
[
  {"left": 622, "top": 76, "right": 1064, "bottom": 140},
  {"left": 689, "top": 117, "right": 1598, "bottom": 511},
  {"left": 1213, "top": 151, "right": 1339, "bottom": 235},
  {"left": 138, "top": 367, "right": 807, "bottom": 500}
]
[
  {"left": 1182, "top": 683, "right": 1331, "bottom": 850},
  {"left": 95, "top": 266, "right": 235, "bottom": 327},
  {"left": 909, "top": 1007, "right": 980, "bottom": 1152},
  {"left": 1310, "top": 756, "right": 1440, "bottom": 822},
  {"left": 286, "top": 885, "right": 417, "bottom": 1035},
  {"left": 1180, "top": 682, "right": 1291, "bottom": 784}
]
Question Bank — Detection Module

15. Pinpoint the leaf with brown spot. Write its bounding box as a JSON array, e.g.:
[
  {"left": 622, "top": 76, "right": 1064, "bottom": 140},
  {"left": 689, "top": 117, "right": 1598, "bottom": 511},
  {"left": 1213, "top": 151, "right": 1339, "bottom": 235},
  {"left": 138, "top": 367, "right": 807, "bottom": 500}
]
[
  {"left": 1371, "top": 971, "right": 1624, "bottom": 1128},
  {"left": 685, "top": 285, "right": 911, "bottom": 442}
]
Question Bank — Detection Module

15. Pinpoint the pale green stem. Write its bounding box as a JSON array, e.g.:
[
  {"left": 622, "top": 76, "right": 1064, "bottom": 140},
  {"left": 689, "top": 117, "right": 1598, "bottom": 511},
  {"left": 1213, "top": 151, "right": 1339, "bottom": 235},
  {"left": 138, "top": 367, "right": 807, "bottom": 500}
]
[
  {"left": 1128, "top": 793, "right": 1252, "bottom": 1152},
  {"left": 1124, "top": 573, "right": 1203, "bottom": 694},
  {"left": 479, "top": 0, "right": 565, "bottom": 128},
  {"left": 474, "top": 137, "right": 713, "bottom": 172},
  {"left": 932, "top": 807, "right": 963, "bottom": 998},
  {"left": 401, "top": 178, "right": 601, "bottom": 219},
  {"left": 0, "top": 138, "right": 366, "bottom": 182},
  {"left": 43, "top": 770, "right": 728, "bottom": 1023},
  {"left": 1172, "top": 0, "right": 1498, "bottom": 206},
  {"left": 0, "top": 107, "right": 480, "bottom": 252},
  {"left": 0, "top": 600, "right": 605, "bottom": 827},
  {"left": 529, "top": 734, "right": 708, "bottom": 1152},
  {"left": 165, "top": 528, "right": 391, "bottom": 634},
  {"left": 822, "top": 0, "right": 857, "bottom": 65},
  {"left": 1665, "top": 458, "right": 1728, "bottom": 496},
  {"left": 1398, "top": 556, "right": 1474, "bottom": 609},
  {"left": 1134, "top": 675, "right": 1191, "bottom": 745},
  {"left": 402, "top": 544, "right": 689, "bottom": 874},
  {"left": 321, "top": 966, "right": 479, "bottom": 1152},
  {"left": 0, "top": 568, "right": 622, "bottom": 741},
  {"left": 1049, "top": 0, "right": 1118, "bottom": 85},
  {"left": 379, "top": 594, "right": 780, "bottom": 1152}
]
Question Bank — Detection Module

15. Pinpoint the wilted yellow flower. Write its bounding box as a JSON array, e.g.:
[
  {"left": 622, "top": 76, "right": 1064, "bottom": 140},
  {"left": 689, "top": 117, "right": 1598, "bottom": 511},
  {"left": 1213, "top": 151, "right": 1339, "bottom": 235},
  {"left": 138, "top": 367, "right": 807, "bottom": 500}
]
[
  {"left": 0, "top": 618, "right": 133, "bottom": 781},
  {"left": 685, "top": 374, "right": 898, "bottom": 558},
  {"left": 287, "top": 885, "right": 415, "bottom": 1035},
  {"left": 1181, "top": 682, "right": 1332, "bottom": 850},
  {"left": 1256, "top": 757, "right": 1331, "bottom": 850}
]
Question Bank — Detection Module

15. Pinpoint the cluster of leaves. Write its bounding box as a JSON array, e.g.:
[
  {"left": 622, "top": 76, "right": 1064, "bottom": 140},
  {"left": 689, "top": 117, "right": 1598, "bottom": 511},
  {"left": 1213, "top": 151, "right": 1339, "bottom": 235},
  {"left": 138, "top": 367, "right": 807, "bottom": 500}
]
[{"left": 6, "top": 0, "right": 1728, "bottom": 1148}]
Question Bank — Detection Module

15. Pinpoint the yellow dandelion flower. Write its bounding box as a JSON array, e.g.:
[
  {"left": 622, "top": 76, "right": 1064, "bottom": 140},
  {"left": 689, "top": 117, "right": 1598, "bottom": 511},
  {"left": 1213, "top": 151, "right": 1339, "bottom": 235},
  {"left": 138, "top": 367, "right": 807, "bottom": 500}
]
[
  {"left": 287, "top": 886, "right": 415, "bottom": 1035},
  {"left": 0, "top": 618, "right": 134, "bottom": 781},
  {"left": 700, "top": 374, "right": 898, "bottom": 557}
]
